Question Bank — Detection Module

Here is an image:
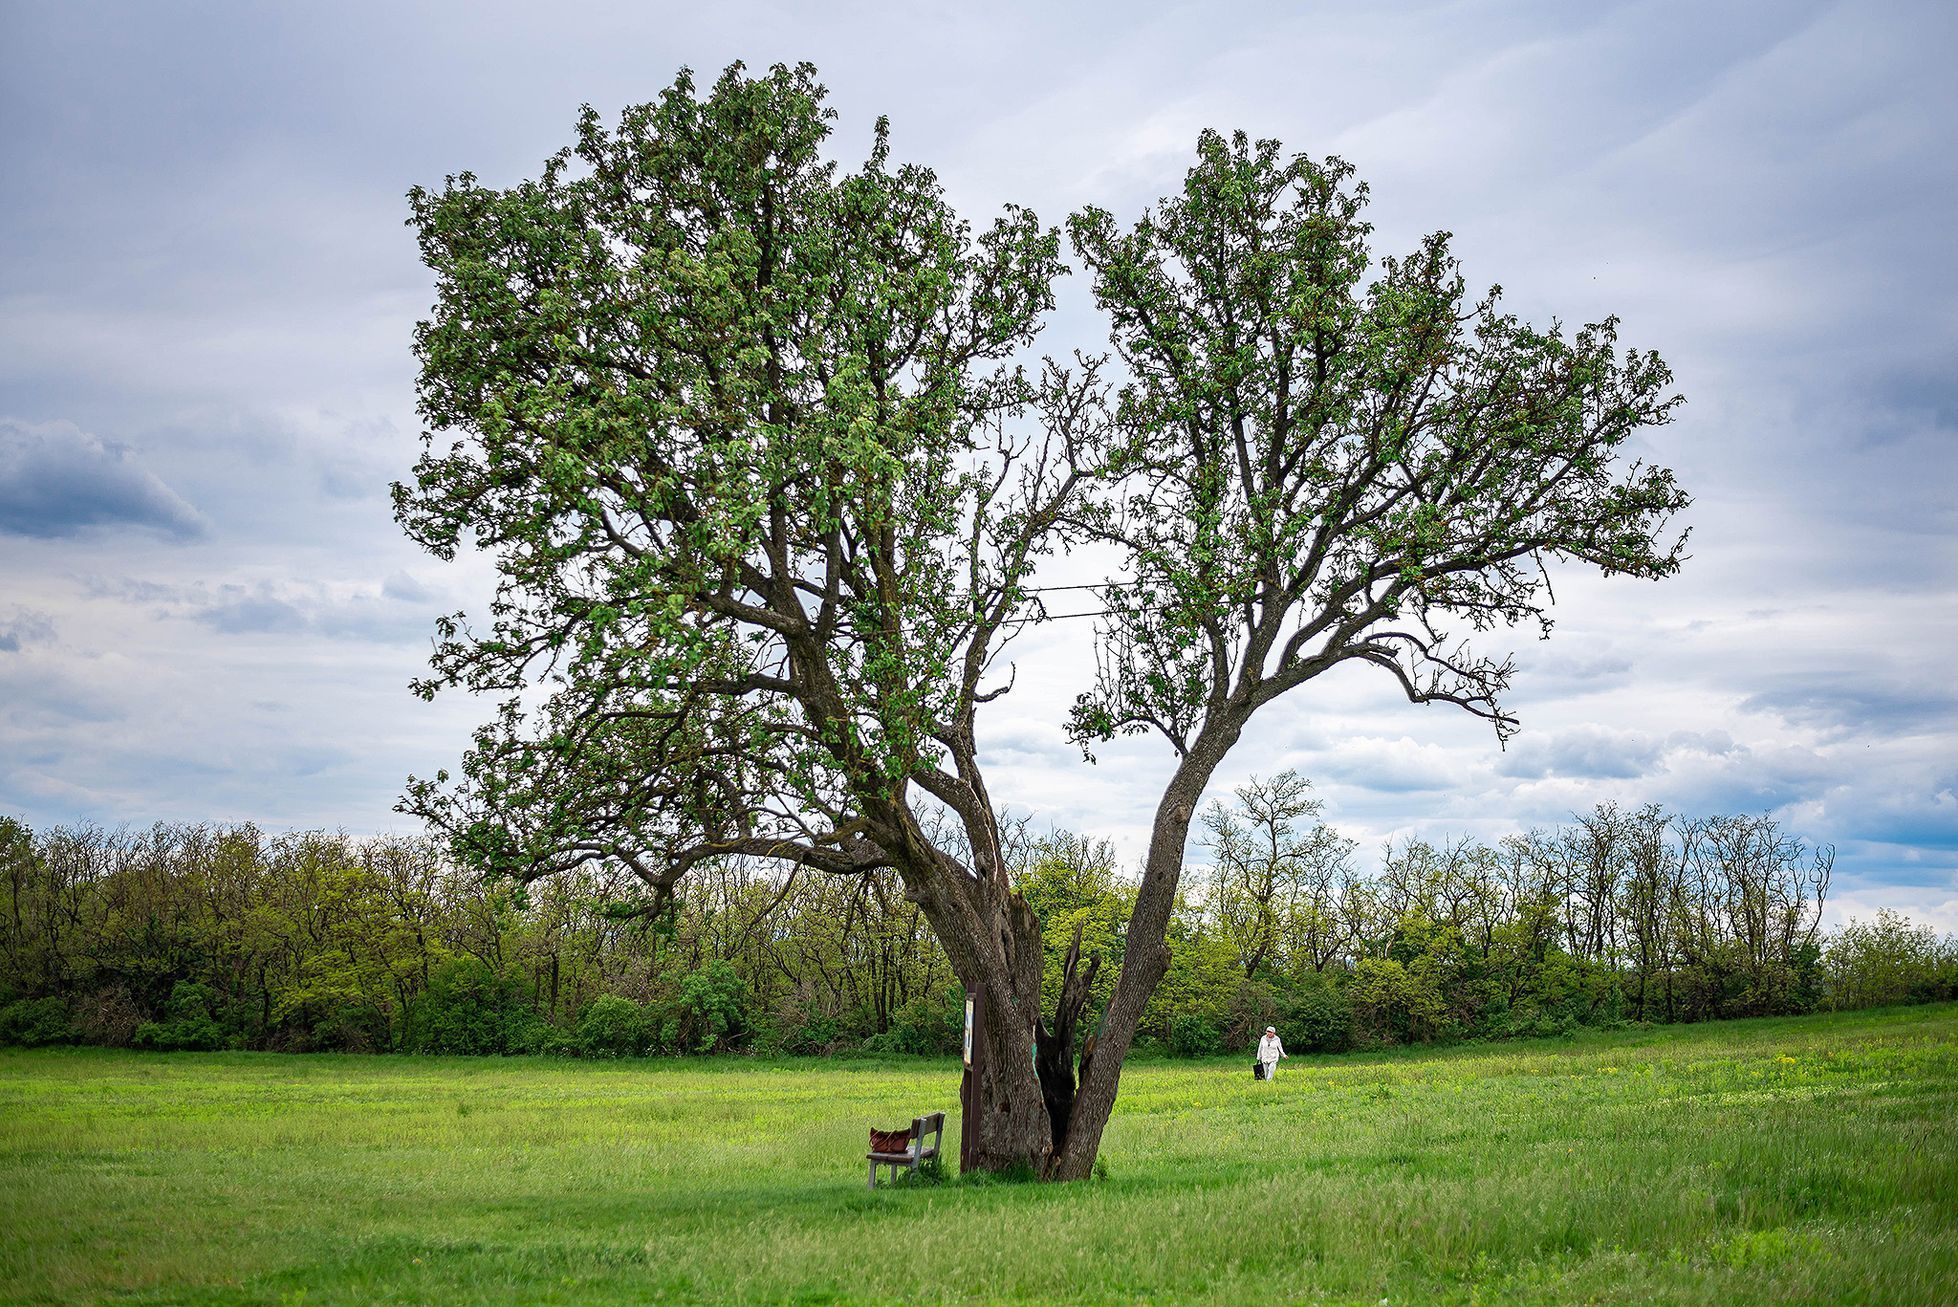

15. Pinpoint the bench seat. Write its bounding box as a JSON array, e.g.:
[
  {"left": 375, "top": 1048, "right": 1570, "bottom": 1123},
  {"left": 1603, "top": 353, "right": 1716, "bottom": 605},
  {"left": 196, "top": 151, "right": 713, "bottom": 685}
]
[{"left": 867, "top": 1111, "right": 945, "bottom": 1189}]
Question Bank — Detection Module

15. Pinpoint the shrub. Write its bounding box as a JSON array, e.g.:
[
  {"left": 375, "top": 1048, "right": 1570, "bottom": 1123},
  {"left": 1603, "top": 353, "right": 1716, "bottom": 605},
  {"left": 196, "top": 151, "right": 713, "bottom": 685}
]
[
  {"left": 1168, "top": 1012, "right": 1224, "bottom": 1058},
  {"left": 1278, "top": 973, "right": 1354, "bottom": 1053},
  {"left": 0, "top": 996, "right": 77, "bottom": 1047},
  {"left": 576, "top": 994, "right": 652, "bottom": 1057},
  {"left": 756, "top": 1002, "right": 844, "bottom": 1055},
  {"left": 865, "top": 987, "right": 963, "bottom": 1056},
  {"left": 132, "top": 982, "right": 230, "bottom": 1051},
  {"left": 405, "top": 958, "right": 541, "bottom": 1055},
  {"left": 665, "top": 960, "right": 748, "bottom": 1053},
  {"left": 308, "top": 1001, "right": 394, "bottom": 1053},
  {"left": 71, "top": 985, "right": 146, "bottom": 1047},
  {"left": 891, "top": 1152, "right": 947, "bottom": 1187},
  {"left": 1224, "top": 978, "right": 1279, "bottom": 1051},
  {"left": 1347, "top": 950, "right": 1468, "bottom": 1044},
  {"left": 1826, "top": 911, "right": 1957, "bottom": 1010}
]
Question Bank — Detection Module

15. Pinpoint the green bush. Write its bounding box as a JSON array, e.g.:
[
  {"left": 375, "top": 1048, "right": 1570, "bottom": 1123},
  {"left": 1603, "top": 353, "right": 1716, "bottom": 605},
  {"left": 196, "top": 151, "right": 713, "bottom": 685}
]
[
  {"left": 406, "top": 958, "right": 541, "bottom": 1055},
  {"left": 0, "top": 996, "right": 77, "bottom": 1047},
  {"left": 576, "top": 994, "right": 652, "bottom": 1057},
  {"left": 1278, "top": 973, "right": 1354, "bottom": 1053},
  {"left": 664, "top": 960, "right": 748, "bottom": 1053},
  {"left": 1826, "top": 911, "right": 1957, "bottom": 1010},
  {"left": 1168, "top": 1012, "right": 1224, "bottom": 1058},
  {"left": 131, "top": 982, "right": 230, "bottom": 1051},
  {"left": 301, "top": 999, "right": 395, "bottom": 1053},
  {"left": 756, "top": 1003, "right": 841, "bottom": 1055},
  {"left": 1225, "top": 978, "right": 1279, "bottom": 1051},
  {"left": 865, "top": 987, "right": 963, "bottom": 1056}
]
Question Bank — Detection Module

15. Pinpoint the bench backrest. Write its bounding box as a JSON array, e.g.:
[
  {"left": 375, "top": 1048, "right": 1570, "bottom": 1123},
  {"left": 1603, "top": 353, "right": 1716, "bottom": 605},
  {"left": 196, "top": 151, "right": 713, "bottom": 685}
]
[{"left": 912, "top": 1111, "right": 945, "bottom": 1158}]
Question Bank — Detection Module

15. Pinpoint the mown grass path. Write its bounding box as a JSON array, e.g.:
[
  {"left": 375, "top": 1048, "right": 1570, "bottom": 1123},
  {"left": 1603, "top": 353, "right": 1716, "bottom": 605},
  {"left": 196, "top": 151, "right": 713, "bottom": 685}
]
[{"left": 3, "top": 1005, "right": 1954, "bottom": 1304}]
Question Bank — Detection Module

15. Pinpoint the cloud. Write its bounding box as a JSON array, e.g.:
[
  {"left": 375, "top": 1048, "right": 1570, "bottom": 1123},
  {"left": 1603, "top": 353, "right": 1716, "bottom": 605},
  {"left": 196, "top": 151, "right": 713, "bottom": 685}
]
[
  {"left": 68, "top": 572, "right": 447, "bottom": 645},
  {"left": 1316, "top": 736, "right": 1465, "bottom": 794},
  {"left": 0, "top": 418, "right": 205, "bottom": 539},
  {"left": 381, "top": 570, "right": 435, "bottom": 603},
  {"left": 195, "top": 595, "right": 310, "bottom": 635},
  {"left": 1740, "top": 677, "right": 1958, "bottom": 739},
  {"left": 1499, "top": 726, "right": 1665, "bottom": 780},
  {"left": 0, "top": 609, "right": 56, "bottom": 654}
]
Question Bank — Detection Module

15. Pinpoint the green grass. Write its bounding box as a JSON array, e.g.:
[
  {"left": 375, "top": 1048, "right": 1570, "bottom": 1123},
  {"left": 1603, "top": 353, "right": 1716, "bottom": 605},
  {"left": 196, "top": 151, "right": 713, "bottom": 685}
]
[{"left": 3, "top": 1005, "right": 1955, "bottom": 1304}]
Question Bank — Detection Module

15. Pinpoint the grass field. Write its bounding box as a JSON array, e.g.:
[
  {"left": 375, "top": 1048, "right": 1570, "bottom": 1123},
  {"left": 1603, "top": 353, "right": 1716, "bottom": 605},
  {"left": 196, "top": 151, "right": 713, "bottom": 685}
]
[{"left": 2, "top": 1005, "right": 1954, "bottom": 1305}]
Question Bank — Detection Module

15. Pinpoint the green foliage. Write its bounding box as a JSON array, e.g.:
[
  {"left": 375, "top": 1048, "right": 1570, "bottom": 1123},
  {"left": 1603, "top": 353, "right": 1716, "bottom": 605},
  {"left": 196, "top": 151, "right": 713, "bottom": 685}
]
[
  {"left": 666, "top": 959, "right": 748, "bottom": 1054},
  {"left": 575, "top": 995, "right": 653, "bottom": 1058},
  {"left": 1065, "top": 131, "right": 1689, "bottom": 758},
  {"left": 406, "top": 959, "right": 540, "bottom": 1056},
  {"left": 1016, "top": 833, "right": 1129, "bottom": 1023},
  {"left": 303, "top": 1001, "right": 395, "bottom": 1055},
  {"left": 954, "top": 1160, "right": 1041, "bottom": 1187},
  {"left": 0, "top": 997, "right": 76, "bottom": 1047},
  {"left": 1168, "top": 1012, "right": 1224, "bottom": 1058},
  {"left": 889, "top": 1152, "right": 946, "bottom": 1188},
  {"left": 864, "top": 987, "right": 963, "bottom": 1056},
  {"left": 131, "top": 982, "right": 230, "bottom": 1052},
  {"left": 0, "top": 809, "right": 1941, "bottom": 1066},
  {"left": 1278, "top": 972, "right": 1354, "bottom": 1053},
  {"left": 1826, "top": 911, "right": 1958, "bottom": 1008},
  {"left": 394, "top": 59, "right": 1077, "bottom": 892}
]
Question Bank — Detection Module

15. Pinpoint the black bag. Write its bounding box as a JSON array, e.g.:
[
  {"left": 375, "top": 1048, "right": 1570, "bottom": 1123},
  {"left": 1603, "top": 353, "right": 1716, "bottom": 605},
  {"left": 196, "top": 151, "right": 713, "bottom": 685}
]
[{"left": 1251, "top": 1060, "right": 1265, "bottom": 1080}]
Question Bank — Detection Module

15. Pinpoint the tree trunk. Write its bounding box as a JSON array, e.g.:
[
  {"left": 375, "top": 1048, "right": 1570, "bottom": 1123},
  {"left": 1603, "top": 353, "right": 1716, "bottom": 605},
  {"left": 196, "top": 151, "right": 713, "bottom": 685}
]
[
  {"left": 1048, "top": 727, "right": 1238, "bottom": 1179},
  {"left": 888, "top": 727, "right": 1234, "bottom": 1180},
  {"left": 962, "top": 986, "right": 1052, "bottom": 1172}
]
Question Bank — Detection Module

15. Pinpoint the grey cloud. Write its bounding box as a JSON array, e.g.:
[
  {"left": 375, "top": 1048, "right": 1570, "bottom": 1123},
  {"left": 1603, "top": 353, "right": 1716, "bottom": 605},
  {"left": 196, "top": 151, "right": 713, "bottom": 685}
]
[
  {"left": 0, "top": 419, "right": 205, "bottom": 539},
  {"left": 79, "top": 576, "right": 187, "bottom": 605},
  {"left": 381, "top": 571, "right": 435, "bottom": 603},
  {"left": 1515, "top": 648, "right": 1637, "bottom": 700},
  {"left": 1318, "top": 738, "right": 1462, "bottom": 794},
  {"left": 195, "top": 596, "right": 310, "bottom": 635},
  {"left": 0, "top": 662, "right": 126, "bottom": 728},
  {"left": 1739, "top": 678, "right": 1958, "bottom": 738},
  {"left": 76, "top": 575, "right": 440, "bottom": 645},
  {"left": 1664, "top": 729, "right": 1740, "bottom": 757},
  {"left": 1643, "top": 740, "right": 1838, "bottom": 820},
  {"left": 1499, "top": 727, "right": 1664, "bottom": 780},
  {"left": 196, "top": 585, "right": 434, "bottom": 644},
  {"left": 311, "top": 595, "right": 440, "bottom": 644},
  {"left": 0, "top": 609, "right": 57, "bottom": 654}
]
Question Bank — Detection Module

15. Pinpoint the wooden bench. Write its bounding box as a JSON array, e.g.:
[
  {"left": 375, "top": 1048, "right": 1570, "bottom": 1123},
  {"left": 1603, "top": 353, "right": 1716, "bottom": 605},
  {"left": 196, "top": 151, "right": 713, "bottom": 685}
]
[{"left": 866, "top": 1111, "right": 945, "bottom": 1189}]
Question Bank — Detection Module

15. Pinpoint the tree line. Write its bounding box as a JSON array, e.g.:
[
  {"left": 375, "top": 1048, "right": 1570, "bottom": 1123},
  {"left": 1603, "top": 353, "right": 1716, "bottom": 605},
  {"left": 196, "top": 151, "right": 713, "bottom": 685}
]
[{"left": 3, "top": 788, "right": 1951, "bottom": 1056}]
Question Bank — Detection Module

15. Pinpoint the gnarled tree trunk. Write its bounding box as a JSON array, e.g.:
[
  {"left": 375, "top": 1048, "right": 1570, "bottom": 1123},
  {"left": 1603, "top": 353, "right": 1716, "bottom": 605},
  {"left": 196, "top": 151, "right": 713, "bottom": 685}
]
[{"left": 897, "top": 735, "right": 1232, "bottom": 1179}]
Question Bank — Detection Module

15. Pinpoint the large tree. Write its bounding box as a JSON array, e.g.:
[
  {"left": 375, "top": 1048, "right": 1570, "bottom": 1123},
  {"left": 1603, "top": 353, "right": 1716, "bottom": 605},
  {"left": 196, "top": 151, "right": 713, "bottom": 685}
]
[{"left": 396, "top": 63, "right": 1689, "bottom": 1178}]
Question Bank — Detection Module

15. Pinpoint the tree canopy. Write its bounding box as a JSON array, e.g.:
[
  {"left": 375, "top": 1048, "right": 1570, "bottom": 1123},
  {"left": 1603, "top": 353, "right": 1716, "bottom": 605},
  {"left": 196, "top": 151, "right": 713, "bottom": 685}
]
[
  {"left": 1067, "top": 131, "right": 1686, "bottom": 759},
  {"left": 395, "top": 61, "right": 1690, "bottom": 1177}
]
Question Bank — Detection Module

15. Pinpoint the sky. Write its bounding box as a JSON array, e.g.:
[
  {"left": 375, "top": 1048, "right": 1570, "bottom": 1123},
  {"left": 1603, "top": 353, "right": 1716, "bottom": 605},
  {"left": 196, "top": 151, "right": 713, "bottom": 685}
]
[{"left": 2, "top": 0, "right": 1954, "bottom": 929}]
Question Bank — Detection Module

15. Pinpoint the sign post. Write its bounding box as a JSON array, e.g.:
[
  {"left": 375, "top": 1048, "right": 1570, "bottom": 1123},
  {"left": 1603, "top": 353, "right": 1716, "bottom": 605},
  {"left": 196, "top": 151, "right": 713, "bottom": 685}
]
[{"left": 959, "top": 986, "right": 987, "bottom": 1173}]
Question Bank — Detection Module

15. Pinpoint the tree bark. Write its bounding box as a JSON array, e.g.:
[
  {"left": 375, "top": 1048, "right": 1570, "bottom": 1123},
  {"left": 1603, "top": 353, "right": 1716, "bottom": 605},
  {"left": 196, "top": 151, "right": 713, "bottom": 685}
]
[
  {"left": 1050, "top": 727, "right": 1239, "bottom": 1179},
  {"left": 879, "top": 723, "right": 1240, "bottom": 1180}
]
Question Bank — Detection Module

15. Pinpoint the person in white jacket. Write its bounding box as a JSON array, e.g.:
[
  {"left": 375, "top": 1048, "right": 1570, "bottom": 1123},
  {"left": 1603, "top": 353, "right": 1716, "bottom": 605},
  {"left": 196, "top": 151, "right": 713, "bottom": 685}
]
[{"left": 1256, "top": 1025, "right": 1287, "bottom": 1080}]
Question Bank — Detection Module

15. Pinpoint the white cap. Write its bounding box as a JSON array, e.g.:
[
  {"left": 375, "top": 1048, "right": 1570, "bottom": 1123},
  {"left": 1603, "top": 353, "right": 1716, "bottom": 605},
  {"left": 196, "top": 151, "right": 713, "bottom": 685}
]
[{"left": 1265, "top": 1025, "right": 1276, "bottom": 1033}]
